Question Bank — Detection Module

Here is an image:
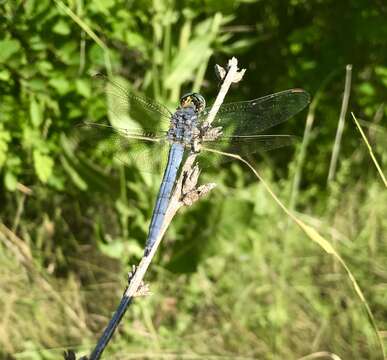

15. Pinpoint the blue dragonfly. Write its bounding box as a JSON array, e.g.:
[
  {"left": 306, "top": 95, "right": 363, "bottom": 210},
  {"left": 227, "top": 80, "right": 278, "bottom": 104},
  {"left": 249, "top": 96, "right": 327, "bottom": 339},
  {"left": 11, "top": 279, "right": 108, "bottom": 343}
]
[{"left": 80, "top": 76, "right": 310, "bottom": 255}]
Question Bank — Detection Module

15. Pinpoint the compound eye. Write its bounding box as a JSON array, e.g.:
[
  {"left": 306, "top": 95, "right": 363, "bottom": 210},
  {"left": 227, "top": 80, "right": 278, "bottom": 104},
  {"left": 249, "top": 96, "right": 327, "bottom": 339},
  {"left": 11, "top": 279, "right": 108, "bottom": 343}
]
[
  {"left": 180, "top": 92, "right": 206, "bottom": 112},
  {"left": 180, "top": 93, "right": 192, "bottom": 107},
  {"left": 193, "top": 94, "right": 206, "bottom": 112}
]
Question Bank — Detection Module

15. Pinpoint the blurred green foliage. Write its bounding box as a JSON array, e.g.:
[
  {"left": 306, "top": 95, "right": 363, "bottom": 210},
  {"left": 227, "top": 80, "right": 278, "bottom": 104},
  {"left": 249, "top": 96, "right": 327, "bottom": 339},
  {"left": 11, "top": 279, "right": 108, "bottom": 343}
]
[{"left": 1, "top": 0, "right": 387, "bottom": 359}]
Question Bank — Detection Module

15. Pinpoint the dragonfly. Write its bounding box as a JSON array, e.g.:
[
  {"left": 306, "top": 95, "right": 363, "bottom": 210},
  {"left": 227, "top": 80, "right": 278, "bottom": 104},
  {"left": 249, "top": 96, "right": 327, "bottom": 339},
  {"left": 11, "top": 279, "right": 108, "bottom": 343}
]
[{"left": 80, "top": 76, "right": 310, "bottom": 255}]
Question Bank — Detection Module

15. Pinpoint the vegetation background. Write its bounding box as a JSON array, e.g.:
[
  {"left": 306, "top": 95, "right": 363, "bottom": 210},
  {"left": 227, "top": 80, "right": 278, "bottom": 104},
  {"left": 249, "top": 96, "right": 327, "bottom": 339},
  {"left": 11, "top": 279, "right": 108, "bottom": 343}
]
[{"left": 1, "top": 0, "right": 386, "bottom": 359}]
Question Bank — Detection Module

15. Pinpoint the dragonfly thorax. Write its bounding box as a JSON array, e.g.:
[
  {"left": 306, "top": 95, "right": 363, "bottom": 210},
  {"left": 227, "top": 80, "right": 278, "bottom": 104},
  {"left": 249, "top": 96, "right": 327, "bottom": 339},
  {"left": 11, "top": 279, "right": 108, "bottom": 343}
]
[{"left": 167, "top": 107, "right": 199, "bottom": 147}]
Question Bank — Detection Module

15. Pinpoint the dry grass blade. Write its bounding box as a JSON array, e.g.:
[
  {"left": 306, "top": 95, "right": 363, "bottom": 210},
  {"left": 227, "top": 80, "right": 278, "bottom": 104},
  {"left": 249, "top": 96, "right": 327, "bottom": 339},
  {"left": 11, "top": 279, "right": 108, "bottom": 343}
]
[
  {"left": 351, "top": 112, "right": 387, "bottom": 187},
  {"left": 298, "top": 351, "right": 342, "bottom": 360},
  {"left": 204, "top": 147, "right": 386, "bottom": 359}
]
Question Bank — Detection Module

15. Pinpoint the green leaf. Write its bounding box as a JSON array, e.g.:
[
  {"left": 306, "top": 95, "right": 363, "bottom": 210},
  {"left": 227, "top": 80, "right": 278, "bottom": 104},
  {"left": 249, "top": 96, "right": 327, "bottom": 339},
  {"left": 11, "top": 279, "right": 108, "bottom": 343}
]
[
  {"left": 75, "top": 79, "right": 91, "bottom": 98},
  {"left": 52, "top": 19, "right": 71, "bottom": 35},
  {"left": 4, "top": 171, "right": 17, "bottom": 192},
  {"left": 99, "top": 238, "right": 125, "bottom": 259},
  {"left": 36, "top": 61, "right": 53, "bottom": 74},
  {"left": 222, "top": 37, "right": 258, "bottom": 54},
  {"left": 0, "top": 39, "right": 21, "bottom": 63},
  {"left": 30, "top": 35, "right": 47, "bottom": 51},
  {"left": 290, "top": 42, "right": 302, "bottom": 55},
  {"left": 124, "top": 31, "right": 147, "bottom": 53},
  {"left": 90, "top": 0, "right": 115, "bottom": 14},
  {"left": 60, "top": 156, "right": 87, "bottom": 191},
  {"left": 358, "top": 82, "right": 375, "bottom": 96},
  {"left": 375, "top": 66, "right": 387, "bottom": 88},
  {"left": 165, "top": 38, "right": 212, "bottom": 88},
  {"left": 0, "top": 126, "right": 10, "bottom": 168},
  {"left": 30, "top": 96, "right": 43, "bottom": 127},
  {"left": 22, "top": 126, "right": 41, "bottom": 149},
  {"left": 49, "top": 77, "right": 71, "bottom": 95},
  {"left": 33, "top": 150, "right": 54, "bottom": 183},
  {"left": 26, "top": 78, "right": 47, "bottom": 92},
  {"left": 0, "top": 70, "right": 11, "bottom": 81}
]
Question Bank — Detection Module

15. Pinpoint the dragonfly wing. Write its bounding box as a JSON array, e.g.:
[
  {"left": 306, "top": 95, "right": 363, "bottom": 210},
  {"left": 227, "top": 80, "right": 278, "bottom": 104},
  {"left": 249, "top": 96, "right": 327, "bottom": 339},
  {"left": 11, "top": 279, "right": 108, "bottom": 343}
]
[
  {"left": 74, "top": 122, "right": 170, "bottom": 174},
  {"left": 200, "top": 89, "right": 310, "bottom": 136},
  {"left": 93, "top": 74, "right": 172, "bottom": 133},
  {"left": 199, "top": 135, "right": 297, "bottom": 168}
]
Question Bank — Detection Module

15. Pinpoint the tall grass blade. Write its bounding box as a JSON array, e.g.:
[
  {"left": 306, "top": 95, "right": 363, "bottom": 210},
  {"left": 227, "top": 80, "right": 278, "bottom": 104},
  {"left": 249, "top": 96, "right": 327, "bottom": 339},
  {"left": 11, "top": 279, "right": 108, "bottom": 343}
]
[
  {"left": 327, "top": 64, "right": 352, "bottom": 183},
  {"left": 352, "top": 112, "right": 387, "bottom": 187},
  {"left": 289, "top": 69, "right": 339, "bottom": 210}
]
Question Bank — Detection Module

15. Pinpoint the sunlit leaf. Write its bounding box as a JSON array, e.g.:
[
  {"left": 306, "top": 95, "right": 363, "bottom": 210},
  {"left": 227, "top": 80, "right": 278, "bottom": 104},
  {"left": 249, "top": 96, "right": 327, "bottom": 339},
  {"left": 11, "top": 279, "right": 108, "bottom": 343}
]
[
  {"left": 52, "top": 19, "right": 71, "bottom": 35},
  {"left": 75, "top": 79, "right": 91, "bottom": 98},
  {"left": 0, "top": 39, "right": 21, "bottom": 63},
  {"left": 30, "top": 97, "right": 43, "bottom": 127},
  {"left": 0, "top": 126, "right": 10, "bottom": 168},
  {"left": 33, "top": 150, "right": 54, "bottom": 183},
  {"left": 49, "top": 77, "right": 71, "bottom": 95},
  {"left": 4, "top": 171, "right": 17, "bottom": 192}
]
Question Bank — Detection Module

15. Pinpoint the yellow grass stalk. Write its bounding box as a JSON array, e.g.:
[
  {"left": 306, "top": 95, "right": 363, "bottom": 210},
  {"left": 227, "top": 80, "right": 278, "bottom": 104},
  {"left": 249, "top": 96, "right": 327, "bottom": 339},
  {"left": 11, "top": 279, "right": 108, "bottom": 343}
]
[{"left": 352, "top": 112, "right": 387, "bottom": 187}]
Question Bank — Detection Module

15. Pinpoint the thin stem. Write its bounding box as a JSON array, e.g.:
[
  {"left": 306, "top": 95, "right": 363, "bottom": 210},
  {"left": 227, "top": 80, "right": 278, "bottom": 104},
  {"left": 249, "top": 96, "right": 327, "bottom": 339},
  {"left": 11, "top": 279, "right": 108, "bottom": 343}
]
[
  {"left": 12, "top": 193, "right": 26, "bottom": 233},
  {"left": 327, "top": 64, "right": 352, "bottom": 183},
  {"left": 352, "top": 112, "right": 387, "bottom": 187}
]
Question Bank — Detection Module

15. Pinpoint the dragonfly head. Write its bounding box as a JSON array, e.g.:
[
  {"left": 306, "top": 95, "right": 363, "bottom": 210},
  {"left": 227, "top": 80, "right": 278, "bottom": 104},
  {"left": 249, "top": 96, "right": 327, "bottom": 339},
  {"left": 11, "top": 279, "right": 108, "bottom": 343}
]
[{"left": 180, "top": 93, "right": 206, "bottom": 113}]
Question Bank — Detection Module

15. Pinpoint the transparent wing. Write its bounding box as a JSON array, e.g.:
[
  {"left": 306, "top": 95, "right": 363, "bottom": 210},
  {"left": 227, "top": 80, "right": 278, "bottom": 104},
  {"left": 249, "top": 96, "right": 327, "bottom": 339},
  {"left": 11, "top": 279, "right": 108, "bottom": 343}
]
[
  {"left": 93, "top": 74, "right": 172, "bottom": 133},
  {"left": 74, "top": 122, "right": 170, "bottom": 174},
  {"left": 199, "top": 135, "right": 297, "bottom": 168},
  {"left": 200, "top": 89, "right": 310, "bottom": 136}
]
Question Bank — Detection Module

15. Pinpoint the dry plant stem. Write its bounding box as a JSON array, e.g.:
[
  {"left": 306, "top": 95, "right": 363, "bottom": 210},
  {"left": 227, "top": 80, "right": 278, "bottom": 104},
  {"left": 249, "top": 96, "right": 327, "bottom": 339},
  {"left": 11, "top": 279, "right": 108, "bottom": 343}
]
[
  {"left": 87, "top": 57, "right": 244, "bottom": 360},
  {"left": 205, "top": 57, "right": 246, "bottom": 127},
  {"left": 327, "top": 64, "right": 352, "bottom": 183},
  {"left": 289, "top": 97, "right": 317, "bottom": 211},
  {"left": 352, "top": 112, "right": 387, "bottom": 187}
]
